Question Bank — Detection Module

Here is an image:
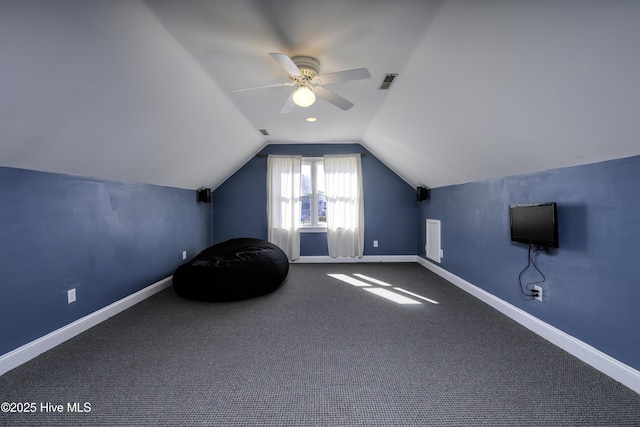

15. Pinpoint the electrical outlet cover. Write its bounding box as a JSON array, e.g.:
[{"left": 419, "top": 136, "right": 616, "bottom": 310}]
[
  {"left": 67, "top": 288, "right": 76, "bottom": 304},
  {"left": 534, "top": 285, "right": 543, "bottom": 302}
]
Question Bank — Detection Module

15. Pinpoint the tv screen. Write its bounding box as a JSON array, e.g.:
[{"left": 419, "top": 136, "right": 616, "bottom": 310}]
[{"left": 509, "top": 202, "right": 558, "bottom": 248}]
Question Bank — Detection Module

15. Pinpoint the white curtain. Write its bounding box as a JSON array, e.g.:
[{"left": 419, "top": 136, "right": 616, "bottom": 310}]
[
  {"left": 267, "top": 155, "right": 302, "bottom": 260},
  {"left": 324, "top": 154, "right": 364, "bottom": 258}
]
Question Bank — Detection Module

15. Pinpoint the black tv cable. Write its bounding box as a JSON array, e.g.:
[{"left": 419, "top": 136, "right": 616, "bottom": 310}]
[{"left": 518, "top": 244, "right": 547, "bottom": 298}]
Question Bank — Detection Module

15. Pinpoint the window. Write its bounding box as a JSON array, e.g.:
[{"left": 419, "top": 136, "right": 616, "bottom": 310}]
[
  {"left": 266, "top": 153, "right": 363, "bottom": 257},
  {"left": 300, "top": 157, "right": 326, "bottom": 229}
]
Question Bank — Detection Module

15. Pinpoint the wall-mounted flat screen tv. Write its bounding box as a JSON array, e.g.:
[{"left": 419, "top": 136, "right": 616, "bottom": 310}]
[{"left": 509, "top": 202, "right": 558, "bottom": 248}]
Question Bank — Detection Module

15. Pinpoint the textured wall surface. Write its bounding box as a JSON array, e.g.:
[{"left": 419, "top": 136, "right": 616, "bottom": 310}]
[
  {"left": 211, "top": 143, "right": 417, "bottom": 257},
  {"left": 0, "top": 167, "right": 211, "bottom": 355},
  {"left": 418, "top": 155, "right": 640, "bottom": 370}
]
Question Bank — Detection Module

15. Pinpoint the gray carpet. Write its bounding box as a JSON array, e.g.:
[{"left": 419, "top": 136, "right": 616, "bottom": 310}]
[{"left": 1, "top": 263, "right": 639, "bottom": 426}]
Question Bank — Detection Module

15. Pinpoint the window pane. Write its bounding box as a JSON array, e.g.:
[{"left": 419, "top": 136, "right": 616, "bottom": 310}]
[
  {"left": 316, "top": 163, "right": 325, "bottom": 193},
  {"left": 316, "top": 163, "right": 326, "bottom": 224},
  {"left": 301, "top": 195, "right": 311, "bottom": 224},
  {"left": 300, "top": 159, "right": 326, "bottom": 228},
  {"left": 301, "top": 164, "right": 311, "bottom": 195},
  {"left": 318, "top": 193, "right": 326, "bottom": 224}
]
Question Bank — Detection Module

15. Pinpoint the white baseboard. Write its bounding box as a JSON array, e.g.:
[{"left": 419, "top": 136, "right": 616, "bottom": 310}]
[
  {"left": 292, "top": 255, "right": 418, "bottom": 263},
  {"left": 0, "top": 276, "right": 173, "bottom": 376},
  {"left": 416, "top": 257, "right": 640, "bottom": 395}
]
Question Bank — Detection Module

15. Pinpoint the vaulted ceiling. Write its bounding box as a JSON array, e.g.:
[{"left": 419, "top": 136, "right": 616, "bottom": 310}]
[{"left": 2, "top": 1, "right": 639, "bottom": 190}]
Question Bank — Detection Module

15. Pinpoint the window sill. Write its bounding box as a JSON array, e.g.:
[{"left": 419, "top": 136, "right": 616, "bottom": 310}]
[{"left": 300, "top": 227, "right": 327, "bottom": 233}]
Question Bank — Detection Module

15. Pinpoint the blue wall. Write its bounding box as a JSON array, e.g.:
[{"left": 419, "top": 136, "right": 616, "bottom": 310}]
[
  {"left": 212, "top": 143, "right": 417, "bottom": 256},
  {"left": 418, "top": 155, "right": 640, "bottom": 371},
  {"left": 0, "top": 167, "right": 211, "bottom": 356}
]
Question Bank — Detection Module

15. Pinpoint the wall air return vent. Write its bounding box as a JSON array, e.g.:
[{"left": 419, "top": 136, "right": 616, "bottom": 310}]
[
  {"left": 259, "top": 129, "right": 269, "bottom": 135},
  {"left": 379, "top": 73, "right": 398, "bottom": 90}
]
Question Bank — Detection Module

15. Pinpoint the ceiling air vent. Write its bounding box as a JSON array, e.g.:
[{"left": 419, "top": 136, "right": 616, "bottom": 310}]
[
  {"left": 259, "top": 129, "right": 269, "bottom": 136},
  {"left": 379, "top": 73, "right": 398, "bottom": 90}
]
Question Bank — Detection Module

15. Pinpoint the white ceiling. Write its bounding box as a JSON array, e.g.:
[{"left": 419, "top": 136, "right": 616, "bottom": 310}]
[{"left": 2, "top": 0, "right": 640, "bottom": 190}]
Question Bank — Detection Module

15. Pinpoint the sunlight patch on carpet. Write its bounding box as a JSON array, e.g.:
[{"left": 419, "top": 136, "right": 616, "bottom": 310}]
[
  {"left": 329, "top": 273, "right": 439, "bottom": 305},
  {"left": 327, "top": 274, "right": 372, "bottom": 287},
  {"left": 353, "top": 273, "right": 393, "bottom": 286},
  {"left": 394, "top": 287, "right": 439, "bottom": 304},
  {"left": 362, "top": 287, "right": 422, "bottom": 304}
]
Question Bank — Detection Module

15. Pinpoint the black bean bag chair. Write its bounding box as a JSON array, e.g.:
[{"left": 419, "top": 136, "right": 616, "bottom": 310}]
[{"left": 172, "top": 238, "right": 289, "bottom": 302}]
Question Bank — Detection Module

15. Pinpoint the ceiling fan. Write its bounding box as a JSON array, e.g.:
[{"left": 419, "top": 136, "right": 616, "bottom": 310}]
[{"left": 232, "top": 53, "right": 371, "bottom": 113}]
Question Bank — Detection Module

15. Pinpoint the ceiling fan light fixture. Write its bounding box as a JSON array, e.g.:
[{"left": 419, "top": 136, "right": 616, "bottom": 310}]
[{"left": 292, "top": 86, "right": 316, "bottom": 107}]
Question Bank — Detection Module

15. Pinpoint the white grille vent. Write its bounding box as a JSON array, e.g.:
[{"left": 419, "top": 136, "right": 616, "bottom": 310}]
[{"left": 379, "top": 73, "right": 398, "bottom": 90}]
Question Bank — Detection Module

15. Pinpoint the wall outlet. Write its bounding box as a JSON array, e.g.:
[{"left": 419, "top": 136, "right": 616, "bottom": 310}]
[
  {"left": 67, "top": 288, "right": 76, "bottom": 304},
  {"left": 373, "top": 240, "right": 378, "bottom": 248},
  {"left": 182, "top": 250, "right": 187, "bottom": 260},
  {"left": 533, "top": 285, "right": 543, "bottom": 302}
]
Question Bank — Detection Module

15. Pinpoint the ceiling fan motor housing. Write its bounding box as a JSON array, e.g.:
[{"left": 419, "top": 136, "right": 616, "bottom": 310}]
[{"left": 291, "top": 56, "right": 320, "bottom": 80}]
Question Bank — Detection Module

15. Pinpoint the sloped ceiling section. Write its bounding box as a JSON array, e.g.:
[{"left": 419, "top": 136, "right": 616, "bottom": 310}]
[
  {"left": 364, "top": 0, "right": 640, "bottom": 188},
  {"left": 2, "top": 1, "right": 640, "bottom": 191},
  {"left": 0, "top": 0, "right": 263, "bottom": 190}
]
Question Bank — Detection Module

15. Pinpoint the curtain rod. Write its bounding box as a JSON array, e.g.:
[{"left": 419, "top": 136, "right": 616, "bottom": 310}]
[{"left": 256, "top": 153, "right": 366, "bottom": 157}]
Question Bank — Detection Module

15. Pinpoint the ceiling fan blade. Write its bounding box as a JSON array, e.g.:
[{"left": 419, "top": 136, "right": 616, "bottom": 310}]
[
  {"left": 269, "top": 52, "right": 301, "bottom": 76},
  {"left": 315, "top": 68, "right": 371, "bottom": 85},
  {"left": 315, "top": 86, "right": 354, "bottom": 111},
  {"left": 232, "top": 81, "right": 294, "bottom": 92},
  {"left": 280, "top": 91, "right": 296, "bottom": 114}
]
